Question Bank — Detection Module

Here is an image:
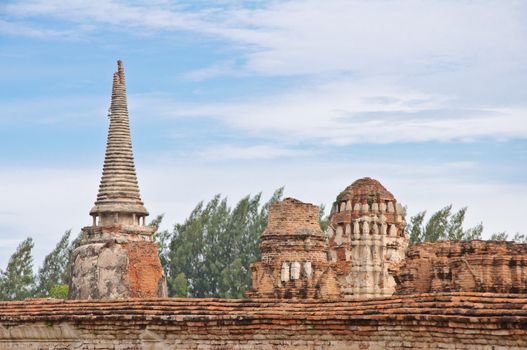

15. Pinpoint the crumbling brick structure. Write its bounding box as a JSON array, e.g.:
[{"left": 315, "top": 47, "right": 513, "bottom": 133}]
[
  {"left": 327, "top": 178, "right": 409, "bottom": 299},
  {"left": 1, "top": 293, "right": 527, "bottom": 349},
  {"left": 68, "top": 61, "right": 167, "bottom": 299},
  {"left": 248, "top": 198, "right": 340, "bottom": 299},
  {"left": 396, "top": 240, "right": 527, "bottom": 295}
]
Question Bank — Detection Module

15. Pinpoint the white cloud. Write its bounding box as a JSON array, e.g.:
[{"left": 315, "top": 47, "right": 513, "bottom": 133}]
[
  {"left": 4, "top": 0, "right": 526, "bottom": 146},
  {"left": 198, "top": 144, "right": 311, "bottom": 160},
  {"left": 1, "top": 159, "right": 524, "bottom": 268},
  {"left": 4, "top": 0, "right": 210, "bottom": 35},
  {"left": 0, "top": 167, "right": 99, "bottom": 269},
  {"left": 183, "top": 60, "right": 241, "bottom": 82},
  {"left": 221, "top": 0, "right": 527, "bottom": 76},
  {"left": 6, "top": 1, "right": 526, "bottom": 77},
  {"left": 0, "top": 19, "right": 79, "bottom": 39},
  {"left": 132, "top": 80, "right": 527, "bottom": 145}
]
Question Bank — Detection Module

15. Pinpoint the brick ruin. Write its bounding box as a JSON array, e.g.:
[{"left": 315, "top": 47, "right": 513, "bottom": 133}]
[
  {"left": 1, "top": 293, "right": 526, "bottom": 349},
  {"left": 68, "top": 61, "right": 167, "bottom": 300},
  {"left": 396, "top": 240, "right": 527, "bottom": 295},
  {"left": 247, "top": 198, "right": 340, "bottom": 299},
  {"left": 248, "top": 178, "right": 409, "bottom": 300},
  {"left": 327, "top": 178, "right": 409, "bottom": 299},
  {"left": 1, "top": 61, "right": 527, "bottom": 349}
]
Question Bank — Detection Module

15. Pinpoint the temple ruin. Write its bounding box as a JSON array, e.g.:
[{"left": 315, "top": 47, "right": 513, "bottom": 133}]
[
  {"left": 0, "top": 61, "right": 526, "bottom": 349},
  {"left": 327, "top": 178, "right": 409, "bottom": 299},
  {"left": 396, "top": 240, "right": 527, "bottom": 295},
  {"left": 248, "top": 198, "right": 340, "bottom": 299},
  {"left": 68, "top": 61, "right": 167, "bottom": 300}
]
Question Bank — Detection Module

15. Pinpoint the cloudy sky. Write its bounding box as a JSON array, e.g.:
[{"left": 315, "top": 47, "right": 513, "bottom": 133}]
[{"left": 0, "top": 0, "right": 526, "bottom": 268}]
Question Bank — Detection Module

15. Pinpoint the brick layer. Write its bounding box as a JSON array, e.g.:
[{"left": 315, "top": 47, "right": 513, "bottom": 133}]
[
  {"left": 250, "top": 198, "right": 340, "bottom": 299},
  {"left": 396, "top": 240, "right": 527, "bottom": 295},
  {"left": 0, "top": 293, "right": 526, "bottom": 349}
]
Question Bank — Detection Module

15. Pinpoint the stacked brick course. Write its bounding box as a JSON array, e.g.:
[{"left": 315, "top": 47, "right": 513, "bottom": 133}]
[
  {"left": 396, "top": 240, "right": 527, "bottom": 295},
  {"left": 1, "top": 293, "right": 526, "bottom": 349},
  {"left": 69, "top": 61, "right": 167, "bottom": 300},
  {"left": 327, "top": 178, "right": 409, "bottom": 299},
  {"left": 248, "top": 198, "right": 340, "bottom": 299}
]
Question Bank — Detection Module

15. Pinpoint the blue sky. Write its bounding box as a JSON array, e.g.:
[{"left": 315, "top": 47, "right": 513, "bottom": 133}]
[{"left": 0, "top": 0, "right": 526, "bottom": 268}]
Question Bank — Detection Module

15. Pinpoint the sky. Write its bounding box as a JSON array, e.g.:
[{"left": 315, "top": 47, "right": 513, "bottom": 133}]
[{"left": 0, "top": 0, "right": 526, "bottom": 268}]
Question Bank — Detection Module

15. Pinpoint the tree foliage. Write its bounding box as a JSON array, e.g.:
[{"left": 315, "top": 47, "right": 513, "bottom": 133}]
[
  {"left": 165, "top": 188, "right": 283, "bottom": 298},
  {"left": 0, "top": 238, "right": 35, "bottom": 300},
  {"left": 49, "top": 284, "right": 69, "bottom": 299},
  {"left": 151, "top": 214, "right": 171, "bottom": 278},
  {"left": 490, "top": 232, "right": 527, "bottom": 243},
  {"left": 35, "top": 230, "right": 72, "bottom": 297},
  {"left": 319, "top": 204, "right": 329, "bottom": 232},
  {"left": 407, "top": 205, "right": 483, "bottom": 244}
]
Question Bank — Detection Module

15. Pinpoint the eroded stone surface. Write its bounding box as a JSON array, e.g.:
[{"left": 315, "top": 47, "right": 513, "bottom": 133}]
[
  {"left": 248, "top": 198, "right": 340, "bottom": 299},
  {"left": 396, "top": 240, "right": 527, "bottom": 295},
  {"left": 327, "top": 178, "right": 409, "bottom": 299}
]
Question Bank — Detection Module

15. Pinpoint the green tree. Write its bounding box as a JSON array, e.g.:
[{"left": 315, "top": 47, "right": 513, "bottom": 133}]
[
  {"left": 319, "top": 204, "right": 329, "bottom": 232},
  {"left": 167, "top": 188, "right": 283, "bottom": 298},
  {"left": 407, "top": 205, "right": 483, "bottom": 244},
  {"left": 171, "top": 272, "right": 188, "bottom": 297},
  {"left": 490, "top": 232, "right": 508, "bottom": 240},
  {"left": 49, "top": 284, "right": 69, "bottom": 299},
  {"left": 35, "top": 230, "right": 71, "bottom": 297},
  {"left": 408, "top": 211, "right": 426, "bottom": 243},
  {"left": 490, "top": 232, "right": 526, "bottom": 243},
  {"left": 62, "top": 231, "right": 83, "bottom": 287},
  {"left": 151, "top": 214, "right": 171, "bottom": 276},
  {"left": 0, "top": 238, "right": 35, "bottom": 300},
  {"left": 513, "top": 233, "right": 527, "bottom": 243}
]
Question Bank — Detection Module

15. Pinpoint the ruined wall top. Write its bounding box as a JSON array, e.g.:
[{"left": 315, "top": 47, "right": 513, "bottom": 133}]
[
  {"left": 262, "top": 198, "right": 323, "bottom": 236},
  {"left": 90, "top": 60, "right": 148, "bottom": 217},
  {"left": 396, "top": 240, "right": 527, "bottom": 295},
  {"left": 337, "top": 177, "right": 395, "bottom": 204}
]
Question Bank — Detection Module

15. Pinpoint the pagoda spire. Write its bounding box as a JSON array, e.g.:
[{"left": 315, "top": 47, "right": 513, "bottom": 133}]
[
  {"left": 90, "top": 60, "right": 148, "bottom": 224},
  {"left": 69, "top": 60, "right": 167, "bottom": 300}
]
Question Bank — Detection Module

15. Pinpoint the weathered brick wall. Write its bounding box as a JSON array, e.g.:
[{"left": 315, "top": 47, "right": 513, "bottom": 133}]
[
  {"left": 0, "top": 293, "right": 526, "bottom": 349},
  {"left": 69, "top": 232, "right": 167, "bottom": 299},
  {"left": 264, "top": 197, "right": 322, "bottom": 236},
  {"left": 396, "top": 240, "right": 527, "bottom": 294},
  {"left": 249, "top": 198, "right": 340, "bottom": 299},
  {"left": 125, "top": 241, "right": 167, "bottom": 298}
]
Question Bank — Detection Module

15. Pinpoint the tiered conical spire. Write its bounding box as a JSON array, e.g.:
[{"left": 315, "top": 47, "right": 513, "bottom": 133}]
[{"left": 90, "top": 60, "right": 148, "bottom": 217}]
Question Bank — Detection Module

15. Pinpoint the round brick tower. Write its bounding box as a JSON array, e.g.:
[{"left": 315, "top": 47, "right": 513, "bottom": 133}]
[
  {"left": 327, "top": 177, "right": 409, "bottom": 299},
  {"left": 248, "top": 198, "right": 340, "bottom": 299}
]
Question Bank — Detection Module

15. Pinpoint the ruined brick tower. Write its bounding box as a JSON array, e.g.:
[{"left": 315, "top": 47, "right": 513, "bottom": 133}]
[
  {"left": 327, "top": 177, "right": 408, "bottom": 299},
  {"left": 69, "top": 61, "right": 167, "bottom": 300},
  {"left": 248, "top": 198, "right": 340, "bottom": 299}
]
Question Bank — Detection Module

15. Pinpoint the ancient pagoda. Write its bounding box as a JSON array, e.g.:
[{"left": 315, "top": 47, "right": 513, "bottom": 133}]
[
  {"left": 327, "top": 177, "right": 409, "bottom": 299},
  {"left": 68, "top": 60, "right": 167, "bottom": 300}
]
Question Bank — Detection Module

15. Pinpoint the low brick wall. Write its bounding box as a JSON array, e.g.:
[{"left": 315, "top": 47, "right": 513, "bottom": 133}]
[{"left": 0, "top": 293, "right": 526, "bottom": 349}]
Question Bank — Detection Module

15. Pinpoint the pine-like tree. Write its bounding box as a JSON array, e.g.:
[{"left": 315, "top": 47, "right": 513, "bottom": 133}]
[
  {"left": 0, "top": 238, "right": 35, "bottom": 300},
  {"left": 35, "top": 230, "right": 71, "bottom": 297},
  {"left": 407, "top": 205, "right": 483, "bottom": 244},
  {"left": 166, "top": 188, "right": 283, "bottom": 298},
  {"left": 490, "top": 232, "right": 526, "bottom": 243}
]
